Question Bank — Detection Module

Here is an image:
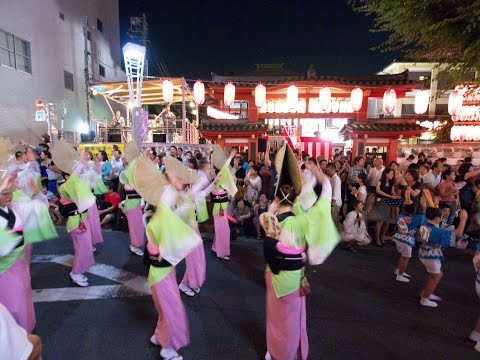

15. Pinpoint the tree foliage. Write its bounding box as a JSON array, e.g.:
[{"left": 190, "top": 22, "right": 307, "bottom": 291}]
[{"left": 349, "top": 0, "right": 480, "bottom": 79}]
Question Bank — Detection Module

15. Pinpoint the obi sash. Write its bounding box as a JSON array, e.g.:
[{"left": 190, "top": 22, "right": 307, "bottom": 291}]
[
  {"left": 211, "top": 191, "right": 228, "bottom": 203},
  {"left": 263, "top": 212, "right": 304, "bottom": 274},
  {"left": 124, "top": 189, "right": 141, "bottom": 199}
]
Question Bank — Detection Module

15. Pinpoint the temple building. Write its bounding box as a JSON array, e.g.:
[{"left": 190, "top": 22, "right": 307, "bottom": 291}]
[{"left": 199, "top": 64, "right": 426, "bottom": 164}]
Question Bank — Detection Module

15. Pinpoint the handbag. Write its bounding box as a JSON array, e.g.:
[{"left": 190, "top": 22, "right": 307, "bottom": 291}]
[
  {"left": 76, "top": 219, "right": 87, "bottom": 234},
  {"left": 300, "top": 276, "right": 311, "bottom": 296}
]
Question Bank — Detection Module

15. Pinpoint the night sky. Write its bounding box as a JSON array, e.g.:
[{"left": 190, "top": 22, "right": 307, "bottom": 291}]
[{"left": 118, "top": 0, "right": 398, "bottom": 79}]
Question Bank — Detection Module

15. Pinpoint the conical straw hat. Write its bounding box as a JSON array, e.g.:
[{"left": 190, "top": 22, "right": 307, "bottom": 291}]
[
  {"left": 274, "top": 144, "right": 302, "bottom": 197},
  {"left": 52, "top": 140, "right": 80, "bottom": 174},
  {"left": 133, "top": 155, "right": 168, "bottom": 206},
  {"left": 211, "top": 146, "right": 227, "bottom": 170},
  {"left": 164, "top": 155, "right": 199, "bottom": 185},
  {"left": 125, "top": 141, "right": 140, "bottom": 164}
]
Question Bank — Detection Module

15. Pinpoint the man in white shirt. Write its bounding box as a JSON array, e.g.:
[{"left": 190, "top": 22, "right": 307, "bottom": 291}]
[
  {"left": 423, "top": 161, "right": 443, "bottom": 195},
  {"left": 110, "top": 149, "right": 124, "bottom": 190},
  {"left": 367, "top": 157, "right": 385, "bottom": 191},
  {"left": 0, "top": 303, "right": 42, "bottom": 360},
  {"left": 325, "top": 163, "right": 342, "bottom": 228}
]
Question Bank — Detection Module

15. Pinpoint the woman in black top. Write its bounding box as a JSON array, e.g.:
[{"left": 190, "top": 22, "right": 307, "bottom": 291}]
[{"left": 374, "top": 168, "right": 400, "bottom": 246}]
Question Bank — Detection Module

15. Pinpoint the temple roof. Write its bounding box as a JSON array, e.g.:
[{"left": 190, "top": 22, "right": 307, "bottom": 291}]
[
  {"left": 198, "top": 121, "right": 268, "bottom": 133},
  {"left": 210, "top": 70, "right": 416, "bottom": 88},
  {"left": 340, "top": 121, "right": 427, "bottom": 136}
]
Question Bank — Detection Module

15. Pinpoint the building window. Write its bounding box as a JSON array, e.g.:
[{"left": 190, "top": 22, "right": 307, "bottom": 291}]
[
  {"left": 0, "top": 29, "right": 31, "bottom": 73},
  {"left": 99, "top": 64, "right": 105, "bottom": 77},
  {"left": 59, "top": 12, "right": 64, "bottom": 20},
  {"left": 64, "top": 70, "right": 74, "bottom": 91},
  {"left": 97, "top": 18, "right": 103, "bottom": 32}
]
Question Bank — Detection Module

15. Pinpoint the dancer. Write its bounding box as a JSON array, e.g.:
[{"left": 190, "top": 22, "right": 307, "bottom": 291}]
[
  {"left": 168, "top": 156, "right": 213, "bottom": 296},
  {"left": 210, "top": 147, "right": 238, "bottom": 260},
  {"left": 392, "top": 192, "right": 426, "bottom": 282},
  {"left": 418, "top": 207, "right": 468, "bottom": 307},
  {"left": 260, "top": 144, "right": 339, "bottom": 360},
  {"left": 134, "top": 154, "right": 202, "bottom": 360},
  {"left": 53, "top": 141, "right": 96, "bottom": 287},
  {"left": 119, "top": 141, "right": 144, "bottom": 256},
  {"left": 77, "top": 150, "right": 106, "bottom": 249},
  {"left": 0, "top": 137, "right": 57, "bottom": 332}
]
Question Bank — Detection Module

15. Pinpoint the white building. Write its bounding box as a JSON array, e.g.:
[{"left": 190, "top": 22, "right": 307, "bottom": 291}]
[
  {"left": 0, "top": 0, "right": 125, "bottom": 143},
  {"left": 376, "top": 62, "right": 450, "bottom": 119}
]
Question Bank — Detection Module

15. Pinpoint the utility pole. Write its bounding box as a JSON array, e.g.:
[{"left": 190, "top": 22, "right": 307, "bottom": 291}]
[{"left": 83, "top": 17, "right": 91, "bottom": 131}]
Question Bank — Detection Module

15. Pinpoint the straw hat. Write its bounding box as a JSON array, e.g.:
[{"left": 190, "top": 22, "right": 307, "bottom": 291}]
[
  {"left": 211, "top": 146, "right": 227, "bottom": 170},
  {"left": 274, "top": 144, "right": 302, "bottom": 197},
  {"left": 124, "top": 141, "right": 140, "bottom": 164},
  {"left": 164, "top": 155, "right": 199, "bottom": 185},
  {"left": 52, "top": 140, "right": 80, "bottom": 174},
  {"left": 132, "top": 155, "right": 168, "bottom": 206}
]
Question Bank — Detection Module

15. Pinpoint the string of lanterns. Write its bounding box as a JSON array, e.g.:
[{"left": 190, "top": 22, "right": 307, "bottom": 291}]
[
  {"left": 448, "top": 85, "right": 480, "bottom": 141},
  {"left": 161, "top": 79, "right": 433, "bottom": 118}
]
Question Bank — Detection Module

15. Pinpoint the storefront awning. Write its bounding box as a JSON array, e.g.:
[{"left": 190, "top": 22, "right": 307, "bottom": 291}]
[{"left": 90, "top": 78, "right": 194, "bottom": 106}]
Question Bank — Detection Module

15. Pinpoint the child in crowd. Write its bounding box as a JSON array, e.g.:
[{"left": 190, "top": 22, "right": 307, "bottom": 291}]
[
  {"left": 392, "top": 195, "right": 426, "bottom": 282},
  {"left": 48, "top": 193, "right": 63, "bottom": 225},
  {"left": 253, "top": 193, "right": 269, "bottom": 239},
  {"left": 418, "top": 207, "right": 468, "bottom": 307}
]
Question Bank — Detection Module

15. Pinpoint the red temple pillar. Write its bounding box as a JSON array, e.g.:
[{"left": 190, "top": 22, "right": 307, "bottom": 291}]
[
  {"left": 387, "top": 137, "right": 398, "bottom": 164},
  {"left": 356, "top": 95, "right": 369, "bottom": 122}
]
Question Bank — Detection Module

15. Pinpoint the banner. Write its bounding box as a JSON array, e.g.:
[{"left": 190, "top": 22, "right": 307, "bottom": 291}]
[{"left": 78, "top": 143, "right": 125, "bottom": 160}]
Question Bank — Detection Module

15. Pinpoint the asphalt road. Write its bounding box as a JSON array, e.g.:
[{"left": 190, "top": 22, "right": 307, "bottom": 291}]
[{"left": 30, "top": 227, "right": 480, "bottom": 360}]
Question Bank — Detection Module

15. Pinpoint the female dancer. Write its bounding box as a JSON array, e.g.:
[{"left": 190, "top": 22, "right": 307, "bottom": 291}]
[
  {"left": 134, "top": 155, "right": 202, "bottom": 360},
  {"left": 260, "top": 145, "right": 339, "bottom": 360},
  {"left": 0, "top": 138, "right": 57, "bottom": 331},
  {"left": 211, "top": 149, "right": 237, "bottom": 260}
]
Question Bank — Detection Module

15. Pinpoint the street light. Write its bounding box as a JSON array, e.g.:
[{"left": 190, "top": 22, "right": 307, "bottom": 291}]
[{"left": 123, "top": 42, "right": 146, "bottom": 148}]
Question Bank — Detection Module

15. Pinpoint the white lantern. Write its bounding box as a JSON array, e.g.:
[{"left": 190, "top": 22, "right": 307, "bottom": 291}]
[
  {"left": 350, "top": 87, "right": 363, "bottom": 112},
  {"left": 286, "top": 84, "right": 298, "bottom": 109},
  {"left": 162, "top": 79, "right": 174, "bottom": 103},
  {"left": 224, "top": 82, "right": 235, "bottom": 107},
  {"left": 383, "top": 88, "right": 397, "bottom": 114},
  {"left": 448, "top": 90, "right": 463, "bottom": 116},
  {"left": 255, "top": 83, "right": 266, "bottom": 108},
  {"left": 414, "top": 90, "right": 430, "bottom": 114},
  {"left": 193, "top": 81, "right": 205, "bottom": 105},
  {"left": 319, "top": 87, "right": 332, "bottom": 112}
]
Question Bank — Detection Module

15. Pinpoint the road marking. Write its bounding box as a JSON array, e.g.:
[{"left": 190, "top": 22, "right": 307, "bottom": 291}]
[{"left": 31, "top": 254, "right": 151, "bottom": 303}]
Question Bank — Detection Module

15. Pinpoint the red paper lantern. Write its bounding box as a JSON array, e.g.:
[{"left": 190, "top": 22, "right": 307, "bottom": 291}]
[
  {"left": 224, "top": 82, "right": 235, "bottom": 107},
  {"left": 255, "top": 83, "right": 266, "bottom": 108},
  {"left": 350, "top": 87, "right": 363, "bottom": 112},
  {"left": 383, "top": 88, "right": 397, "bottom": 114},
  {"left": 193, "top": 81, "right": 205, "bottom": 105},
  {"left": 414, "top": 90, "right": 430, "bottom": 114},
  {"left": 162, "top": 80, "right": 174, "bottom": 103}
]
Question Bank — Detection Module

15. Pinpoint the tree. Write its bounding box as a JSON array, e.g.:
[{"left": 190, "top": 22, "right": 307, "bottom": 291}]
[{"left": 349, "top": 0, "right": 480, "bottom": 81}]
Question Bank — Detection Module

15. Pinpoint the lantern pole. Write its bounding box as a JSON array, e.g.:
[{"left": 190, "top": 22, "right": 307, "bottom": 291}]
[
  {"left": 122, "top": 42, "right": 146, "bottom": 149},
  {"left": 182, "top": 78, "right": 187, "bottom": 142}
]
